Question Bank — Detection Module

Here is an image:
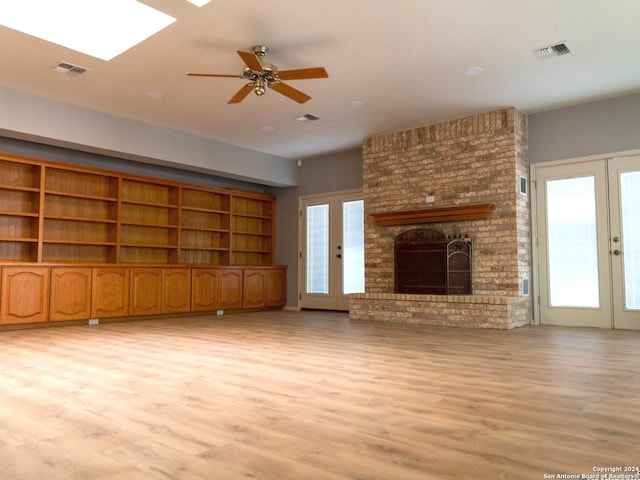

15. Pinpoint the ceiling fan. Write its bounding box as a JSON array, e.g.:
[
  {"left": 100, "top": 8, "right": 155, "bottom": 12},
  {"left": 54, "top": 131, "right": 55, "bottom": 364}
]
[{"left": 187, "top": 45, "right": 328, "bottom": 104}]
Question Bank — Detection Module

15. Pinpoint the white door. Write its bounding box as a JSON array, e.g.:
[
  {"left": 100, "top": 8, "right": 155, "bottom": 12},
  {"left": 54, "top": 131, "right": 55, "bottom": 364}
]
[
  {"left": 533, "top": 155, "right": 640, "bottom": 329},
  {"left": 608, "top": 156, "right": 640, "bottom": 329},
  {"left": 299, "top": 190, "right": 364, "bottom": 311}
]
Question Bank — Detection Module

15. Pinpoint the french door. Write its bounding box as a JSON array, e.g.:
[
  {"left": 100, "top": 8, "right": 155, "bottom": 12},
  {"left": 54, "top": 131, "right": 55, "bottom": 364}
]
[
  {"left": 533, "top": 155, "right": 640, "bottom": 329},
  {"left": 299, "top": 190, "right": 364, "bottom": 311}
]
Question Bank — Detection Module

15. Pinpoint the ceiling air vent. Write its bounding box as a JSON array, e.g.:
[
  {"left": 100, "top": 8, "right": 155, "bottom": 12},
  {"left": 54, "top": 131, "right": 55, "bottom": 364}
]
[
  {"left": 52, "top": 62, "right": 88, "bottom": 75},
  {"left": 295, "top": 113, "right": 321, "bottom": 122},
  {"left": 533, "top": 42, "right": 571, "bottom": 59}
]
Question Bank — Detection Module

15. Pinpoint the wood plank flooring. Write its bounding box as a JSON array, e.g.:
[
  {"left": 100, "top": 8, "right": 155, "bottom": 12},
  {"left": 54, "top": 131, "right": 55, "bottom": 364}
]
[{"left": 1, "top": 310, "right": 639, "bottom": 480}]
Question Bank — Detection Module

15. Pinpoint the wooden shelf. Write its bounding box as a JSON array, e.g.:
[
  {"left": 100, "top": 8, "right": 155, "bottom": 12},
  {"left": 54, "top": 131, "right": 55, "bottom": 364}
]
[{"left": 372, "top": 203, "right": 495, "bottom": 226}]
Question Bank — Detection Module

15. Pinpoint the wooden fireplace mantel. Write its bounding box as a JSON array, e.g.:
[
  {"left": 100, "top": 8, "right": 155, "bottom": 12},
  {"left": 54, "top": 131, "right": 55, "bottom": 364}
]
[{"left": 371, "top": 203, "right": 495, "bottom": 226}]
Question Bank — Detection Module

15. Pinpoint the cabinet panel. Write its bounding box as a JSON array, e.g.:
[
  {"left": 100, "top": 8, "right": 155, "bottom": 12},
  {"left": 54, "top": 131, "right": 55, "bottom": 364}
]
[
  {"left": 191, "top": 269, "right": 219, "bottom": 312},
  {"left": 130, "top": 268, "right": 162, "bottom": 316},
  {"left": 92, "top": 268, "right": 130, "bottom": 318},
  {"left": 219, "top": 268, "right": 243, "bottom": 310},
  {"left": 243, "top": 269, "right": 266, "bottom": 309},
  {"left": 266, "top": 268, "right": 286, "bottom": 307},
  {"left": 50, "top": 267, "right": 92, "bottom": 321},
  {"left": 0, "top": 267, "right": 49, "bottom": 324},
  {"left": 163, "top": 268, "right": 191, "bottom": 313}
]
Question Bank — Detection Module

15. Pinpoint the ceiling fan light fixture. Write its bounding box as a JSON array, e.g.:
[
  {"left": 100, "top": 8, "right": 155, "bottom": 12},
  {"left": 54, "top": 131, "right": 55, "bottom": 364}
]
[{"left": 254, "top": 77, "right": 266, "bottom": 96}]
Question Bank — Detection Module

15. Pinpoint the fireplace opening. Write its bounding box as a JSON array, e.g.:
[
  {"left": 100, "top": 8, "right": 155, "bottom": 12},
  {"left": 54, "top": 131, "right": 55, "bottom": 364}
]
[{"left": 394, "top": 228, "right": 472, "bottom": 295}]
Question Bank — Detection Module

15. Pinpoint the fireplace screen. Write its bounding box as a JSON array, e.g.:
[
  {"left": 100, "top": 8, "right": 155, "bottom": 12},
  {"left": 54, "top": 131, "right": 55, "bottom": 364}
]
[{"left": 394, "top": 228, "right": 472, "bottom": 295}]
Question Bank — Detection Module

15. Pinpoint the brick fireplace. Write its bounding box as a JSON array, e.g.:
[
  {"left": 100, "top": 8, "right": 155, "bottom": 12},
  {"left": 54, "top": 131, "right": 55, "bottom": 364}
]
[{"left": 349, "top": 108, "right": 531, "bottom": 329}]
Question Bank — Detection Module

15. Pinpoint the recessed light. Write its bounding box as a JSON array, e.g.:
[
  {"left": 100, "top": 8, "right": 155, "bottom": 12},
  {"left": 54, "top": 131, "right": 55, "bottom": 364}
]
[
  {"left": 260, "top": 125, "right": 275, "bottom": 132},
  {"left": 465, "top": 66, "right": 483, "bottom": 76},
  {"left": 146, "top": 91, "right": 163, "bottom": 99},
  {"left": 0, "top": 0, "right": 175, "bottom": 61},
  {"left": 348, "top": 100, "right": 363, "bottom": 108}
]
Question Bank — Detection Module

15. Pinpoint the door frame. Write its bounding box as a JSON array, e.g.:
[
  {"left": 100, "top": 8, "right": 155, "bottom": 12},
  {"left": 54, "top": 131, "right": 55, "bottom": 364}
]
[
  {"left": 530, "top": 148, "right": 640, "bottom": 327},
  {"left": 297, "top": 188, "right": 363, "bottom": 311}
]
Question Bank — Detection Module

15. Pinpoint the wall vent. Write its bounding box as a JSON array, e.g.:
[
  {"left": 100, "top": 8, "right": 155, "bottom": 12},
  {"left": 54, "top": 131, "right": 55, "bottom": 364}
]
[
  {"left": 52, "top": 62, "right": 88, "bottom": 75},
  {"left": 295, "top": 113, "right": 321, "bottom": 122},
  {"left": 533, "top": 43, "right": 571, "bottom": 59}
]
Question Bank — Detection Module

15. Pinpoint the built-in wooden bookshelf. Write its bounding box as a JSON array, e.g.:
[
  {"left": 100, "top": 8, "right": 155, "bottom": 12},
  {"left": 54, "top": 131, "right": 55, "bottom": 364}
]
[
  {"left": 0, "top": 159, "right": 42, "bottom": 263},
  {"left": 42, "top": 166, "right": 119, "bottom": 263},
  {"left": 0, "top": 152, "right": 286, "bottom": 326},
  {"left": 231, "top": 194, "right": 273, "bottom": 266},
  {"left": 120, "top": 179, "right": 180, "bottom": 264},
  {"left": 180, "top": 186, "right": 231, "bottom": 265},
  {"left": 0, "top": 153, "right": 277, "bottom": 267}
]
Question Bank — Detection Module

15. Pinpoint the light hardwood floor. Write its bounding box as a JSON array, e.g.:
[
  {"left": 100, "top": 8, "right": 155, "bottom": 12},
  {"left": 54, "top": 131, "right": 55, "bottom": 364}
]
[{"left": 0, "top": 310, "right": 639, "bottom": 480}]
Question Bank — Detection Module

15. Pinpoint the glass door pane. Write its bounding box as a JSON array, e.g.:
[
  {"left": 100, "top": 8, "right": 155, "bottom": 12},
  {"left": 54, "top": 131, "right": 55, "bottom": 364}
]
[
  {"left": 342, "top": 200, "right": 364, "bottom": 295},
  {"left": 306, "top": 204, "right": 329, "bottom": 294},
  {"left": 546, "top": 176, "right": 600, "bottom": 308},
  {"left": 620, "top": 171, "right": 640, "bottom": 309}
]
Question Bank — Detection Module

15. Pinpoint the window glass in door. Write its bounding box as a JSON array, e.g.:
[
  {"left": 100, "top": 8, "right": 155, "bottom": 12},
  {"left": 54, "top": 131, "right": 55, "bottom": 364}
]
[
  {"left": 619, "top": 170, "right": 640, "bottom": 309},
  {"left": 306, "top": 204, "right": 329, "bottom": 295},
  {"left": 342, "top": 199, "right": 364, "bottom": 295},
  {"left": 546, "top": 176, "right": 600, "bottom": 308}
]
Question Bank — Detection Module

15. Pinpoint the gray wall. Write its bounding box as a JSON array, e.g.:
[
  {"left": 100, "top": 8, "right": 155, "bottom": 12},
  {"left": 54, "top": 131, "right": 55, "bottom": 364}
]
[
  {"left": 528, "top": 92, "right": 640, "bottom": 164},
  {"left": 274, "top": 148, "right": 363, "bottom": 307},
  {"left": 1, "top": 85, "right": 297, "bottom": 187},
  {"left": 0, "top": 136, "right": 271, "bottom": 193}
]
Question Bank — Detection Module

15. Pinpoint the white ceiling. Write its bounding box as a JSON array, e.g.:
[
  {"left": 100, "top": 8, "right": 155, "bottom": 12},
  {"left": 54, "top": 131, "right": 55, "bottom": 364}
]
[{"left": 1, "top": 0, "right": 640, "bottom": 162}]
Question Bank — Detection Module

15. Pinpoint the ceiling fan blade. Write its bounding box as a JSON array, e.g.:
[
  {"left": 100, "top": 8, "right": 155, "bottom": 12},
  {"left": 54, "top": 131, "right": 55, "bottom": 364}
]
[
  {"left": 277, "top": 67, "right": 328, "bottom": 81},
  {"left": 271, "top": 82, "right": 311, "bottom": 104},
  {"left": 237, "top": 50, "right": 263, "bottom": 73},
  {"left": 187, "top": 72, "right": 240, "bottom": 78},
  {"left": 228, "top": 84, "right": 254, "bottom": 104}
]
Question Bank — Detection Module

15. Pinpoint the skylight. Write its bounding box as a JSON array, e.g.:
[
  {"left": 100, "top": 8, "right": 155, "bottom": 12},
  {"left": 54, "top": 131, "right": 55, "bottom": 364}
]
[{"left": 0, "top": 0, "right": 176, "bottom": 61}]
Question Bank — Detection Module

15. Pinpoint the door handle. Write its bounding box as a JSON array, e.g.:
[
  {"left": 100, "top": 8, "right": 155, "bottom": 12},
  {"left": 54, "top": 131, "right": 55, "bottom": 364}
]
[
  {"left": 336, "top": 254, "right": 342, "bottom": 259},
  {"left": 612, "top": 249, "right": 623, "bottom": 256}
]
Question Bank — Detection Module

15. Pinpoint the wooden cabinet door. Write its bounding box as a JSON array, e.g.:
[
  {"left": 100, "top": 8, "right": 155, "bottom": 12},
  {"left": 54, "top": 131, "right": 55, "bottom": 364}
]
[
  {"left": 243, "top": 269, "right": 266, "bottom": 309},
  {"left": 1, "top": 267, "right": 50, "bottom": 324},
  {"left": 92, "top": 267, "right": 130, "bottom": 318},
  {"left": 163, "top": 268, "right": 191, "bottom": 313},
  {"left": 266, "top": 268, "right": 286, "bottom": 307},
  {"left": 50, "top": 267, "right": 92, "bottom": 321},
  {"left": 130, "top": 268, "right": 162, "bottom": 316},
  {"left": 219, "top": 268, "right": 243, "bottom": 310},
  {"left": 191, "top": 269, "right": 219, "bottom": 312}
]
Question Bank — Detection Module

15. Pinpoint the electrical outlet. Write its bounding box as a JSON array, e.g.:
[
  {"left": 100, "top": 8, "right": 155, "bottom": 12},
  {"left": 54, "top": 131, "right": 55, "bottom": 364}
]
[
  {"left": 425, "top": 195, "right": 435, "bottom": 203},
  {"left": 216, "top": 310, "right": 224, "bottom": 316},
  {"left": 88, "top": 318, "right": 99, "bottom": 326}
]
